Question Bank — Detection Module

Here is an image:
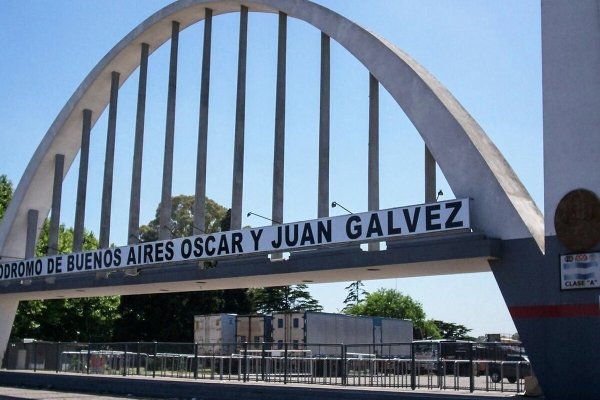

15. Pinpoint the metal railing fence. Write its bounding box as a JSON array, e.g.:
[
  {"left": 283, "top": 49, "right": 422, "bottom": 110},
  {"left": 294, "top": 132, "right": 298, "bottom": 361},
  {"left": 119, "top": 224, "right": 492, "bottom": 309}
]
[{"left": 2, "top": 340, "right": 532, "bottom": 394}]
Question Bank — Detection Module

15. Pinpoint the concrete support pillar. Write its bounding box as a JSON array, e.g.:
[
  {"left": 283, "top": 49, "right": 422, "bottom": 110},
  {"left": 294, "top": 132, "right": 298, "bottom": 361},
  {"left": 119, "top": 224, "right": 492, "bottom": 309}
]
[
  {"left": 48, "top": 154, "right": 65, "bottom": 256},
  {"left": 230, "top": 6, "right": 248, "bottom": 231},
  {"left": 318, "top": 33, "right": 330, "bottom": 219},
  {"left": 99, "top": 71, "right": 120, "bottom": 249},
  {"left": 424, "top": 145, "right": 436, "bottom": 203},
  {"left": 73, "top": 109, "right": 92, "bottom": 251},
  {"left": 159, "top": 21, "right": 180, "bottom": 241},
  {"left": 0, "top": 296, "right": 19, "bottom": 368},
  {"left": 489, "top": 4, "right": 600, "bottom": 399},
  {"left": 25, "top": 209, "right": 38, "bottom": 258},
  {"left": 128, "top": 43, "right": 149, "bottom": 245},
  {"left": 194, "top": 9, "right": 214, "bottom": 235},
  {"left": 368, "top": 74, "right": 379, "bottom": 251},
  {"left": 272, "top": 12, "right": 287, "bottom": 226}
]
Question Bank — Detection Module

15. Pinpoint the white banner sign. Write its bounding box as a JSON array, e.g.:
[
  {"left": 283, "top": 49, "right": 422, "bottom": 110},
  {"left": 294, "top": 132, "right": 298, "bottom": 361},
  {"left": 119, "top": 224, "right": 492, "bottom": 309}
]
[
  {"left": 1, "top": 199, "right": 469, "bottom": 282},
  {"left": 560, "top": 252, "right": 600, "bottom": 290}
]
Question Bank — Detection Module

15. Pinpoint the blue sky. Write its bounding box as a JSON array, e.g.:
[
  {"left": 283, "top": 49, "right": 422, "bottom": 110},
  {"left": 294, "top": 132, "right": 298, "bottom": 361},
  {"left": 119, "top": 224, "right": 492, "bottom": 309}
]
[{"left": 0, "top": 1, "right": 542, "bottom": 337}]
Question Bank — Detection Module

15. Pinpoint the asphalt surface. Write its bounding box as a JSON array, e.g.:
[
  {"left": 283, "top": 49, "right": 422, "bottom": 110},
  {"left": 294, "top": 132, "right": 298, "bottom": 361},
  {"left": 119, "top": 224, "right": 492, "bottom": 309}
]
[
  {"left": 0, "top": 386, "right": 146, "bottom": 400},
  {"left": 0, "top": 370, "right": 524, "bottom": 400}
]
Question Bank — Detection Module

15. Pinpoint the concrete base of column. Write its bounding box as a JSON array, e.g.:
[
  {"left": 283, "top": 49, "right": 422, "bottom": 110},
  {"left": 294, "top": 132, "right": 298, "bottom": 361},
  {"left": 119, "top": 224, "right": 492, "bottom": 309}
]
[
  {"left": 0, "top": 296, "right": 19, "bottom": 367},
  {"left": 491, "top": 237, "right": 600, "bottom": 400}
]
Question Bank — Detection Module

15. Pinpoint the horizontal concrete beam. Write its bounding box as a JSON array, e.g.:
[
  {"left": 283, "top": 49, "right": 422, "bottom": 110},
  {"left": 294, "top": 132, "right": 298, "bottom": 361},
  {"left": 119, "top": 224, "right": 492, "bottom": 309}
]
[{"left": 0, "top": 233, "right": 500, "bottom": 300}]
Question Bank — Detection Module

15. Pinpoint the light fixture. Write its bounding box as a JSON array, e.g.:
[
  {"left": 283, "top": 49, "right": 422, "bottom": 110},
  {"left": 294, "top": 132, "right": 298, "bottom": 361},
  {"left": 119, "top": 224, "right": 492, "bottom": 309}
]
[
  {"left": 163, "top": 223, "right": 176, "bottom": 234},
  {"left": 246, "top": 211, "right": 281, "bottom": 224},
  {"left": 331, "top": 201, "right": 353, "bottom": 214},
  {"left": 95, "top": 271, "right": 111, "bottom": 279},
  {"left": 128, "top": 233, "right": 140, "bottom": 244},
  {"left": 0, "top": 254, "right": 25, "bottom": 261},
  {"left": 124, "top": 268, "right": 142, "bottom": 277},
  {"left": 193, "top": 224, "right": 206, "bottom": 234}
]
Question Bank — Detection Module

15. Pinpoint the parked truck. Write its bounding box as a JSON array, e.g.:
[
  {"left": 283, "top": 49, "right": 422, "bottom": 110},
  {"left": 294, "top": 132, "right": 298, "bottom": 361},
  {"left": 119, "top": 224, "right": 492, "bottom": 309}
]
[
  {"left": 271, "top": 311, "right": 413, "bottom": 356},
  {"left": 193, "top": 314, "right": 237, "bottom": 355},
  {"left": 236, "top": 314, "right": 273, "bottom": 344},
  {"left": 195, "top": 312, "right": 413, "bottom": 357}
]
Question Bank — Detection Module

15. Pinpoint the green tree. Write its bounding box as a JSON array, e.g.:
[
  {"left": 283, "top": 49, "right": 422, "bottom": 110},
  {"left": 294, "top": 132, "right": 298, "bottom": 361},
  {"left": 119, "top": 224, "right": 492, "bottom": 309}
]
[
  {"left": 0, "top": 174, "right": 13, "bottom": 221},
  {"left": 250, "top": 284, "right": 323, "bottom": 314},
  {"left": 344, "top": 288, "right": 441, "bottom": 339},
  {"left": 342, "top": 280, "right": 367, "bottom": 311},
  {"left": 432, "top": 320, "right": 475, "bottom": 341},
  {"left": 0, "top": 173, "right": 120, "bottom": 342},
  {"left": 12, "top": 296, "right": 120, "bottom": 342},
  {"left": 115, "top": 197, "right": 253, "bottom": 342},
  {"left": 138, "top": 195, "right": 227, "bottom": 241},
  {"left": 10, "top": 220, "right": 119, "bottom": 342},
  {"left": 34, "top": 219, "right": 98, "bottom": 256}
]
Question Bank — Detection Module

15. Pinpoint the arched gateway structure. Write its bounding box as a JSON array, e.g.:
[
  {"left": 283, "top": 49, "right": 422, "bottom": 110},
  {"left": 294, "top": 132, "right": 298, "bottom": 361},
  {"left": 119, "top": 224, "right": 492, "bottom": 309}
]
[{"left": 0, "top": 1, "right": 598, "bottom": 398}]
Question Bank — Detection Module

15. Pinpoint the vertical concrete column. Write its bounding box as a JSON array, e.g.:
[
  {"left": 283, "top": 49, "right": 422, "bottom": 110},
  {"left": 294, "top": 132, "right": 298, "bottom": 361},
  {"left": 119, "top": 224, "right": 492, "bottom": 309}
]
[
  {"left": 230, "top": 6, "right": 248, "bottom": 231},
  {"left": 25, "top": 209, "right": 39, "bottom": 258},
  {"left": 272, "top": 12, "right": 287, "bottom": 226},
  {"left": 99, "top": 71, "right": 120, "bottom": 249},
  {"left": 368, "top": 74, "right": 379, "bottom": 251},
  {"left": 194, "top": 9, "right": 214, "bottom": 235},
  {"left": 318, "top": 33, "right": 330, "bottom": 219},
  {"left": 159, "top": 21, "right": 180, "bottom": 240},
  {"left": 0, "top": 296, "right": 19, "bottom": 368},
  {"left": 128, "top": 43, "right": 149, "bottom": 245},
  {"left": 490, "top": 4, "right": 600, "bottom": 399},
  {"left": 48, "top": 154, "right": 65, "bottom": 256},
  {"left": 424, "top": 145, "right": 436, "bottom": 203},
  {"left": 73, "top": 109, "right": 92, "bottom": 251}
]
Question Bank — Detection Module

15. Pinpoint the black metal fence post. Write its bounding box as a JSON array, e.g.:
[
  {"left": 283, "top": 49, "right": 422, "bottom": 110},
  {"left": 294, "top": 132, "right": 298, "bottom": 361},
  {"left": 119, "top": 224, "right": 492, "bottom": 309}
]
[
  {"left": 341, "top": 344, "right": 347, "bottom": 386},
  {"left": 261, "top": 342, "right": 266, "bottom": 381},
  {"left": 437, "top": 341, "right": 442, "bottom": 389},
  {"left": 469, "top": 343, "right": 474, "bottom": 393},
  {"left": 193, "top": 342, "right": 199, "bottom": 379},
  {"left": 152, "top": 341, "right": 157, "bottom": 378},
  {"left": 123, "top": 343, "right": 128, "bottom": 376},
  {"left": 410, "top": 342, "right": 416, "bottom": 390},
  {"left": 86, "top": 344, "right": 90, "bottom": 375},
  {"left": 136, "top": 342, "right": 141, "bottom": 376},
  {"left": 55, "top": 342, "right": 61, "bottom": 373},
  {"left": 242, "top": 341, "right": 248, "bottom": 382},
  {"left": 283, "top": 342, "right": 288, "bottom": 384},
  {"left": 211, "top": 344, "right": 216, "bottom": 380},
  {"left": 32, "top": 341, "right": 37, "bottom": 372}
]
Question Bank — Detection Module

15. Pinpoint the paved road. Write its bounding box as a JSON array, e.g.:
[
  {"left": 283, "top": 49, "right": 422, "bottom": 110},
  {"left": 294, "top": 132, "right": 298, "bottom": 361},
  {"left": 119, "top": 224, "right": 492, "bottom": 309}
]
[
  {"left": 0, "top": 370, "right": 521, "bottom": 400},
  {"left": 0, "top": 384, "right": 518, "bottom": 400},
  {"left": 0, "top": 386, "right": 147, "bottom": 400}
]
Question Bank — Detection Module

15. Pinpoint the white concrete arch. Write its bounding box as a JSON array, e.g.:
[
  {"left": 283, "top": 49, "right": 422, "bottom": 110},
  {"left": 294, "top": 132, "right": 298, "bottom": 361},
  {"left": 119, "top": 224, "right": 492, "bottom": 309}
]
[{"left": 0, "top": 0, "right": 543, "bottom": 262}]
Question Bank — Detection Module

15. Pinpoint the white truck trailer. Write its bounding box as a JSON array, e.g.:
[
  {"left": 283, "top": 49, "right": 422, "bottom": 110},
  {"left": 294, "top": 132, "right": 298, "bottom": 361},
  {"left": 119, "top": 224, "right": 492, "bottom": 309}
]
[
  {"left": 271, "top": 311, "right": 413, "bottom": 355},
  {"left": 193, "top": 314, "right": 237, "bottom": 355}
]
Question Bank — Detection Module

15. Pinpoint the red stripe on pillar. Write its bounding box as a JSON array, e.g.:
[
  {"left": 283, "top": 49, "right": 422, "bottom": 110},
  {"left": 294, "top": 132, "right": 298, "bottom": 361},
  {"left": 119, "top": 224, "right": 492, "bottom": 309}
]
[{"left": 509, "top": 304, "right": 600, "bottom": 319}]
